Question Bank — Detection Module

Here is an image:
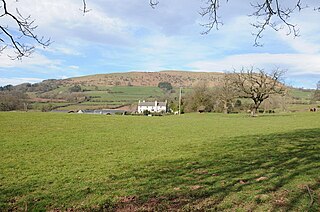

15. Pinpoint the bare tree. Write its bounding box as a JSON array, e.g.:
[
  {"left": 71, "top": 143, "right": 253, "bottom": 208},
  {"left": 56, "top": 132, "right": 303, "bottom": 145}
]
[
  {"left": 313, "top": 80, "right": 320, "bottom": 101},
  {"left": 184, "top": 83, "right": 216, "bottom": 113},
  {"left": 215, "top": 74, "right": 237, "bottom": 114},
  {"left": 231, "top": 67, "right": 286, "bottom": 116}
]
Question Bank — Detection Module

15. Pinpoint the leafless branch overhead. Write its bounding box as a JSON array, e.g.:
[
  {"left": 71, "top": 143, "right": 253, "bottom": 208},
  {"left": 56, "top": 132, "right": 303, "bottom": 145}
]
[
  {"left": 199, "top": 0, "right": 227, "bottom": 34},
  {"left": 0, "top": 0, "right": 51, "bottom": 59},
  {"left": 1, "top": 0, "right": 319, "bottom": 59},
  {"left": 149, "top": 0, "right": 159, "bottom": 9},
  {"left": 81, "top": 0, "right": 91, "bottom": 13},
  {"left": 150, "top": 0, "right": 317, "bottom": 46}
]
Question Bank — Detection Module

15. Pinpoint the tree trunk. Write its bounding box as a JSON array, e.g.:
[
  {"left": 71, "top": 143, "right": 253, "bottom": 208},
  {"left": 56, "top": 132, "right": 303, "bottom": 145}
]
[
  {"left": 251, "top": 102, "right": 260, "bottom": 117},
  {"left": 251, "top": 107, "right": 257, "bottom": 116},
  {"left": 223, "top": 101, "right": 228, "bottom": 114}
]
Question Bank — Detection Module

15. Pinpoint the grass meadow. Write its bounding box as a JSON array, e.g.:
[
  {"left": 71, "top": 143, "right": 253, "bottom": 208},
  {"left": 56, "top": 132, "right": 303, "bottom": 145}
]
[
  {"left": 0, "top": 112, "right": 319, "bottom": 211},
  {"left": 30, "top": 86, "right": 167, "bottom": 111}
]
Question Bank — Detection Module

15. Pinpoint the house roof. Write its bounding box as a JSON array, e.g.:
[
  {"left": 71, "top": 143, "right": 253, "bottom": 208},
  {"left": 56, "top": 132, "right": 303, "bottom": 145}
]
[{"left": 138, "top": 101, "right": 166, "bottom": 107}]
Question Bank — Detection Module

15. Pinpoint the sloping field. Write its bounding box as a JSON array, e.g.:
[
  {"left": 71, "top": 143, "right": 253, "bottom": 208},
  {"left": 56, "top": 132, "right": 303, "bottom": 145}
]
[
  {"left": 61, "top": 71, "right": 225, "bottom": 87},
  {"left": 0, "top": 112, "right": 319, "bottom": 211},
  {"left": 30, "top": 86, "right": 168, "bottom": 111}
]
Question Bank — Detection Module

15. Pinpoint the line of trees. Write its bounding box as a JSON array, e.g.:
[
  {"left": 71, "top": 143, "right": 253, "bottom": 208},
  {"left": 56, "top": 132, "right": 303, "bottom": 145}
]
[
  {"left": 313, "top": 81, "right": 320, "bottom": 101},
  {"left": 1, "top": 68, "right": 314, "bottom": 115},
  {"left": 0, "top": 90, "right": 28, "bottom": 111},
  {"left": 183, "top": 68, "right": 286, "bottom": 116}
]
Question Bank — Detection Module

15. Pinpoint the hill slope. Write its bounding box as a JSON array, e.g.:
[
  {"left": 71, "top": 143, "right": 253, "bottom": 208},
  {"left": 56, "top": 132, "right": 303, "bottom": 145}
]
[
  {"left": 61, "top": 71, "right": 225, "bottom": 87},
  {"left": 3, "top": 70, "right": 316, "bottom": 112}
]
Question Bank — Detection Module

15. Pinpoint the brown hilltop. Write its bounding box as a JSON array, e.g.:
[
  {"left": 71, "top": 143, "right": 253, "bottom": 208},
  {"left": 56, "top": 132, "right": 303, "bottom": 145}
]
[{"left": 61, "top": 70, "right": 225, "bottom": 87}]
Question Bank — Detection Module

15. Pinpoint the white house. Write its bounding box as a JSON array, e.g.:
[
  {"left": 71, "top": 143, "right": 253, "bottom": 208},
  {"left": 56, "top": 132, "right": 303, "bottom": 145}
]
[{"left": 138, "top": 100, "right": 167, "bottom": 113}]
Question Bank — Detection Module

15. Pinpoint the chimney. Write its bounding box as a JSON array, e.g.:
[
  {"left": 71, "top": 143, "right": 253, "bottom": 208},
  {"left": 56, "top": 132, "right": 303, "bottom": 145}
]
[{"left": 155, "top": 100, "right": 157, "bottom": 106}]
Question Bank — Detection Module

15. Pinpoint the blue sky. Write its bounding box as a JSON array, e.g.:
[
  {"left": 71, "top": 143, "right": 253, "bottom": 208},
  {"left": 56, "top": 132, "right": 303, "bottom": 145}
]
[{"left": 0, "top": 0, "right": 320, "bottom": 88}]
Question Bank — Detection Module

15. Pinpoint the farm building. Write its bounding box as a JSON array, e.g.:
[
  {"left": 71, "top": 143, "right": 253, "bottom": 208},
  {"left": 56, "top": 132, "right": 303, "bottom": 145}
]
[
  {"left": 77, "top": 109, "right": 126, "bottom": 115},
  {"left": 138, "top": 100, "right": 167, "bottom": 113}
]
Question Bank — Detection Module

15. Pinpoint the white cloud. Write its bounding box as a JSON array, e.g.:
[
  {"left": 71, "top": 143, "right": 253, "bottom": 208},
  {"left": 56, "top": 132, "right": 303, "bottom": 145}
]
[
  {"left": 0, "top": 50, "right": 61, "bottom": 70},
  {"left": 0, "top": 77, "right": 44, "bottom": 86},
  {"left": 3, "top": 0, "right": 131, "bottom": 49},
  {"left": 189, "top": 53, "right": 320, "bottom": 76},
  {"left": 68, "top": 65, "right": 79, "bottom": 70},
  {"left": 1, "top": 0, "right": 320, "bottom": 89},
  {"left": 46, "top": 46, "right": 82, "bottom": 56},
  {"left": 276, "top": 15, "right": 320, "bottom": 54}
]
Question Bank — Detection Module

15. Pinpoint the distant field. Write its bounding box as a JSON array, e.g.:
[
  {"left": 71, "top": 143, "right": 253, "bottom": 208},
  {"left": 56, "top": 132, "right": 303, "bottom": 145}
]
[
  {"left": 288, "top": 88, "right": 313, "bottom": 100},
  {"left": 1, "top": 112, "right": 319, "bottom": 211},
  {"left": 27, "top": 84, "right": 316, "bottom": 112},
  {"left": 29, "top": 86, "right": 169, "bottom": 110}
]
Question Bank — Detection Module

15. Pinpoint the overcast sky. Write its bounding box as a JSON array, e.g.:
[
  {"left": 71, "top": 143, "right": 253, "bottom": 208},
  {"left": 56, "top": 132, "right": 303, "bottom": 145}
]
[{"left": 1, "top": 0, "right": 320, "bottom": 88}]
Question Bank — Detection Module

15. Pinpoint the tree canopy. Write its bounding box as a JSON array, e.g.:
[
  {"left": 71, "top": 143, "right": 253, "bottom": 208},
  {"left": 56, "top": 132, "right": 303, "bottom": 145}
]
[
  {"left": 230, "top": 68, "right": 286, "bottom": 116},
  {"left": 158, "top": 82, "right": 173, "bottom": 91}
]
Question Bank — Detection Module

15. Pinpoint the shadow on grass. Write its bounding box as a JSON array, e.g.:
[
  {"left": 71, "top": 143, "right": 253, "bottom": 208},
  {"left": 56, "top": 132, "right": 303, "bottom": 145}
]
[
  {"left": 2, "top": 128, "right": 319, "bottom": 211},
  {"left": 112, "top": 128, "right": 320, "bottom": 211}
]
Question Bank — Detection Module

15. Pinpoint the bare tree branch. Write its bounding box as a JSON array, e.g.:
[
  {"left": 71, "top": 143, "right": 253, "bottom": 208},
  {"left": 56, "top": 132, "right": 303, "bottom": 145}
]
[
  {"left": 230, "top": 67, "right": 286, "bottom": 116},
  {"left": 0, "top": 0, "right": 51, "bottom": 59},
  {"left": 149, "top": 0, "right": 159, "bottom": 9},
  {"left": 81, "top": 0, "right": 91, "bottom": 14},
  {"left": 152, "top": 0, "right": 317, "bottom": 46},
  {"left": 200, "top": 0, "right": 226, "bottom": 34},
  {"left": 1, "top": 0, "right": 319, "bottom": 59},
  {"left": 249, "top": 0, "right": 307, "bottom": 46}
]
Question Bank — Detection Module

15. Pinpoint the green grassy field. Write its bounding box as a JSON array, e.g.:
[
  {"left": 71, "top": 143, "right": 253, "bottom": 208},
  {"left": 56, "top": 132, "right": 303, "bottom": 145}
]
[
  {"left": 288, "top": 88, "right": 313, "bottom": 100},
  {"left": 28, "top": 84, "right": 316, "bottom": 112},
  {"left": 29, "top": 86, "right": 169, "bottom": 110},
  {"left": 0, "top": 112, "right": 319, "bottom": 211}
]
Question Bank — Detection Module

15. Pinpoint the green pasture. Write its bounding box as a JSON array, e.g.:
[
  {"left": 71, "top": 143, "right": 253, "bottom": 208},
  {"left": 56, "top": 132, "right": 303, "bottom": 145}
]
[
  {"left": 38, "top": 86, "right": 167, "bottom": 109},
  {"left": 85, "top": 86, "right": 164, "bottom": 103},
  {"left": 286, "top": 103, "right": 319, "bottom": 112},
  {"left": 288, "top": 88, "right": 313, "bottom": 100},
  {"left": 60, "top": 103, "right": 124, "bottom": 111},
  {"left": 0, "top": 112, "right": 319, "bottom": 211}
]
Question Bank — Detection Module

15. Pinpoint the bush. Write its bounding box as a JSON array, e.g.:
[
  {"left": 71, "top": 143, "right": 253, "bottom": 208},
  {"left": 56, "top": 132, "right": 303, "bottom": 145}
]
[
  {"left": 235, "top": 100, "right": 242, "bottom": 108},
  {"left": 158, "top": 82, "right": 173, "bottom": 91},
  {"left": 143, "top": 110, "right": 150, "bottom": 116},
  {"left": 41, "top": 104, "right": 54, "bottom": 112},
  {"left": 153, "top": 112, "right": 163, "bottom": 116},
  {"left": 69, "top": 85, "right": 82, "bottom": 92},
  {"left": 228, "top": 111, "right": 239, "bottom": 114},
  {"left": 0, "top": 91, "right": 28, "bottom": 111}
]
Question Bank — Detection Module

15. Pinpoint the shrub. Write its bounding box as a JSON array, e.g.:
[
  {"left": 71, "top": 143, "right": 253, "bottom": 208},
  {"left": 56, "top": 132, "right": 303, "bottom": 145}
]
[
  {"left": 158, "top": 82, "right": 173, "bottom": 91},
  {"left": 69, "top": 85, "right": 82, "bottom": 92},
  {"left": 41, "top": 104, "right": 54, "bottom": 112},
  {"left": 143, "top": 110, "right": 150, "bottom": 116}
]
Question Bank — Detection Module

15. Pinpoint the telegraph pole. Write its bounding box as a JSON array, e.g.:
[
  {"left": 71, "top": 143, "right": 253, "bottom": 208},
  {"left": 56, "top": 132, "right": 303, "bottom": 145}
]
[{"left": 178, "top": 87, "right": 182, "bottom": 115}]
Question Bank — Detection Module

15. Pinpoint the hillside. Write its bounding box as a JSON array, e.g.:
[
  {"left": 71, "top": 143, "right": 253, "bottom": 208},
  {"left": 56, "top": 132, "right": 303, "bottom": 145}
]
[
  {"left": 61, "top": 71, "right": 225, "bottom": 87},
  {"left": 1, "top": 71, "right": 317, "bottom": 112}
]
